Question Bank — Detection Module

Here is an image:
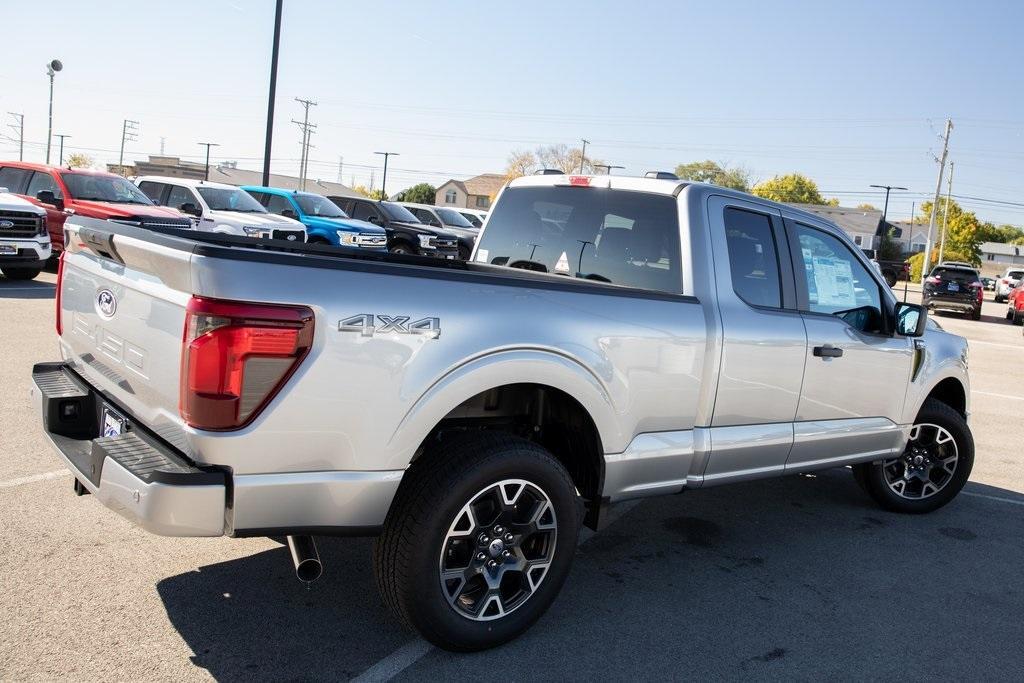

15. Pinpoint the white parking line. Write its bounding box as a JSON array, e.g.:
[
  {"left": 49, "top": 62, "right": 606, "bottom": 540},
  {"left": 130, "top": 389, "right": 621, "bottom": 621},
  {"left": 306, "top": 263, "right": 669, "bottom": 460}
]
[
  {"left": 968, "top": 339, "right": 1020, "bottom": 351},
  {"left": 963, "top": 491, "right": 1024, "bottom": 507},
  {"left": 972, "top": 390, "right": 1024, "bottom": 401},
  {"left": 352, "top": 498, "right": 644, "bottom": 681},
  {"left": 0, "top": 469, "right": 69, "bottom": 489},
  {"left": 0, "top": 286, "right": 55, "bottom": 291}
]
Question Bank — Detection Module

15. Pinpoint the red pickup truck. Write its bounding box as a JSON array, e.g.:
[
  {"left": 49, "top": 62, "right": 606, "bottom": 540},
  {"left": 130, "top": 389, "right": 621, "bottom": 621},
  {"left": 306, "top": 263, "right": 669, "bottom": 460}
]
[{"left": 0, "top": 162, "right": 192, "bottom": 253}]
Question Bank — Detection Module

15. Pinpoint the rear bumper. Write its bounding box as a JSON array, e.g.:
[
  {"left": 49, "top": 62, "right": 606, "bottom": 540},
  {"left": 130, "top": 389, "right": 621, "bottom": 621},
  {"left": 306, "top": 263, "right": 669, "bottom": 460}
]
[
  {"left": 31, "top": 362, "right": 403, "bottom": 538},
  {"left": 923, "top": 296, "right": 978, "bottom": 313}
]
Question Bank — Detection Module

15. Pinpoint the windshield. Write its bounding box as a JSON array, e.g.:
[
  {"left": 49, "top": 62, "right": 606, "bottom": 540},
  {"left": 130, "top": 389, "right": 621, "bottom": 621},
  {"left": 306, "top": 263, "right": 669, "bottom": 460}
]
[
  {"left": 437, "top": 207, "right": 476, "bottom": 228},
  {"left": 381, "top": 202, "right": 421, "bottom": 222},
  {"left": 296, "top": 193, "right": 347, "bottom": 218},
  {"left": 197, "top": 187, "right": 266, "bottom": 213},
  {"left": 61, "top": 173, "right": 153, "bottom": 204},
  {"left": 475, "top": 186, "right": 682, "bottom": 294}
]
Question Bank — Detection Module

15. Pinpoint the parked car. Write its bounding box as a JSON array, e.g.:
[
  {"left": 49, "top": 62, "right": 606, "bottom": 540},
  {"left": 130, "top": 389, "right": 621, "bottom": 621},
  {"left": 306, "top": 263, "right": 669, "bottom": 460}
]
[
  {"left": 994, "top": 266, "right": 1024, "bottom": 303},
  {"left": 860, "top": 248, "right": 909, "bottom": 287},
  {"left": 0, "top": 162, "right": 191, "bottom": 253},
  {"left": 0, "top": 191, "right": 50, "bottom": 280},
  {"left": 981, "top": 276, "right": 996, "bottom": 291},
  {"left": 397, "top": 202, "right": 480, "bottom": 260},
  {"left": 137, "top": 177, "right": 306, "bottom": 242},
  {"left": 328, "top": 196, "right": 459, "bottom": 258},
  {"left": 922, "top": 264, "right": 984, "bottom": 320},
  {"left": 1005, "top": 281, "right": 1024, "bottom": 324},
  {"left": 241, "top": 187, "right": 385, "bottom": 249},
  {"left": 456, "top": 208, "right": 487, "bottom": 228},
  {"left": 33, "top": 175, "right": 972, "bottom": 651}
]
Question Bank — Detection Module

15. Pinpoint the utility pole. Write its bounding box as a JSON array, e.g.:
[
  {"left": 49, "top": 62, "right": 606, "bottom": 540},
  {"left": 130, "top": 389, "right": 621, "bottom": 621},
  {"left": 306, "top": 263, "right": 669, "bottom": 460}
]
[
  {"left": 7, "top": 113, "right": 24, "bottom": 161},
  {"left": 937, "top": 161, "right": 955, "bottom": 266},
  {"left": 374, "top": 151, "right": 399, "bottom": 199},
  {"left": 922, "top": 118, "right": 953, "bottom": 278},
  {"left": 262, "top": 0, "right": 283, "bottom": 186},
  {"left": 197, "top": 142, "right": 220, "bottom": 181},
  {"left": 337, "top": 156, "right": 344, "bottom": 183},
  {"left": 293, "top": 97, "right": 317, "bottom": 190},
  {"left": 160, "top": 137, "right": 166, "bottom": 155},
  {"left": 55, "top": 134, "right": 71, "bottom": 166},
  {"left": 904, "top": 202, "right": 914, "bottom": 302},
  {"left": 579, "top": 139, "right": 590, "bottom": 173},
  {"left": 45, "top": 59, "right": 63, "bottom": 164},
  {"left": 594, "top": 164, "right": 624, "bottom": 175},
  {"left": 869, "top": 183, "right": 907, "bottom": 224},
  {"left": 118, "top": 119, "right": 139, "bottom": 176}
]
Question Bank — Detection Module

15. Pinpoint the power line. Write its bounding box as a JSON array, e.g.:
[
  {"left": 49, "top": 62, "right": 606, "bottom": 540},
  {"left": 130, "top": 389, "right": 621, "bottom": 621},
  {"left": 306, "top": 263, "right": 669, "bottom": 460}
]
[{"left": 292, "top": 97, "right": 317, "bottom": 191}]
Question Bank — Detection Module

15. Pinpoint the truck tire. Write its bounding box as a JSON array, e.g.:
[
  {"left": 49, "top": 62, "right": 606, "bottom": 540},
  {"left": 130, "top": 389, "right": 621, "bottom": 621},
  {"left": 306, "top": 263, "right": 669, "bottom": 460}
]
[
  {"left": 374, "top": 432, "right": 580, "bottom": 651},
  {"left": 855, "top": 398, "right": 973, "bottom": 514},
  {"left": 1, "top": 267, "right": 42, "bottom": 281},
  {"left": 1014, "top": 309, "right": 1023, "bottom": 326},
  {"left": 885, "top": 273, "right": 897, "bottom": 288},
  {"left": 389, "top": 242, "right": 415, "bottom": 255},
  {"left": 971, "top": 306, "right": 982, "bottom": 321},
  {"left": 995, "top": 294, "right": 1005, "bottom": 303}
]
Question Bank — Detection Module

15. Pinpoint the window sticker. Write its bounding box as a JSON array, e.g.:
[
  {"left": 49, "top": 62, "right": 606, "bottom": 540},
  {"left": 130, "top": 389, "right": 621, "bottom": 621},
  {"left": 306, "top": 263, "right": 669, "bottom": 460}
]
[
  {"left": 476, "top": 248, "right": 489, "bottom": 263},
  {"left": 811, "top": 256, "right": 856, "bottom": 308},
  {"left": 554, "top": 251, "right": 571, "bottom": 273}
]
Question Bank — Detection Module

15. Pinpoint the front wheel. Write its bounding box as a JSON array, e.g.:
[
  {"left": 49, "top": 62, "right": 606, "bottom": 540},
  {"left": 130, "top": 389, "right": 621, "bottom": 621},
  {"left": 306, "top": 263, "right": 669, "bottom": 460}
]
[
  {"left": 995, "top": 294, "right": 1006, "bottom": 303},
  {"left": 389, "top": 242, "right": 415, "bottom": 255},
  {"left": 1, "top": 267, "right": 42, "bottom": 281},
  {"left": 374, "top": 433, "right": 579, "bottom": 651},
  {"left": 854, "top": 398, "right": 973, "bottom": 514}
]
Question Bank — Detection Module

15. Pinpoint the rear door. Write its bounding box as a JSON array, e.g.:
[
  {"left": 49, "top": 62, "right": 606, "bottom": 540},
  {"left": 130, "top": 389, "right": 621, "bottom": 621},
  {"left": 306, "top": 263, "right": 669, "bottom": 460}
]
[
  {"left": 784, "top": 216, "right": 913, "bottom": 468},
  {"left": 703, "top": 195, "right": 805, "bottom": 482}
]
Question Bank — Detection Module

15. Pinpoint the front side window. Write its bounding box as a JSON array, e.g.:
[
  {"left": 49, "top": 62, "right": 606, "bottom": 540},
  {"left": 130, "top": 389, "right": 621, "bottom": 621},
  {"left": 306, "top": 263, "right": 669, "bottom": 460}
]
[
  {"left": 166, "top": 185, "right": 198, "bottom": 210},
  {"left": 138, "top": 181, "right": 166, "bottom": 203},
  {"left": 445, "top": 189, "right": 457, "bottom": 204},
  {"left": 350, "top": 201, "right": 379, "bottom": 222},
  {"left": 61, "top": 173, "right": 152, "bottom": 205},
  {"left": 793, "top": 224, "right": 883, "bottom": 333},
  {"left": 437, "top": 207, "right": 475, "bottom": 228},
  {"left": 723, "top": 208, "right": 782, "bottom": 308},
  {"left": 295, "top": 193, "right": 346, "bottom": 217},
  {"left": 381, "top": 202, "right": 421, "bottom": 223},
  {"left": 26, "top": 171, "right": 63, "bottom": 199},
  {"left": 475, "top": 186, "right": 682, "bottom": 294},
  {"left": 264, "top": 194, "right": 295, "bottom": 216},
  {"left": 198, "top": 187, "right": 267, "bottom": 213}
]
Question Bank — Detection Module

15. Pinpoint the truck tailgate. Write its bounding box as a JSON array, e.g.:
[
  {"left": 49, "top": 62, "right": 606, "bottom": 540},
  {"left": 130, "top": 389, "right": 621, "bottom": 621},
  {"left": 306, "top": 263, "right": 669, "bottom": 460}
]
[{"left": 59, "top": 220, "right": 193, "bottom": 439}]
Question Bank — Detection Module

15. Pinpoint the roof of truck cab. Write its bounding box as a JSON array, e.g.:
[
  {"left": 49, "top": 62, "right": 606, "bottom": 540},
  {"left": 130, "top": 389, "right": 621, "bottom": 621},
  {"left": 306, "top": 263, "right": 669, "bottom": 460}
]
[{"left": 136, "top": 176, "right": 240, "bottom": 191}]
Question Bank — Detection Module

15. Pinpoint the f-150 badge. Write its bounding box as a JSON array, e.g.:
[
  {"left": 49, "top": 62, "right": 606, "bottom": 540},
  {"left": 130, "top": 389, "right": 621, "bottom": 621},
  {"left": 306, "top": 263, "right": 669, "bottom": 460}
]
[{"left": 338, "top": 314, "right": 441, "bottom": 339}]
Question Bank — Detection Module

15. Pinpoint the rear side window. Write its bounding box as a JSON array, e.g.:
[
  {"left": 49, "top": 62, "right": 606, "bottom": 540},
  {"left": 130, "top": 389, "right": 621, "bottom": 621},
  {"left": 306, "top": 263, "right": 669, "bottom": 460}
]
[
  {"left": 723, "top": 208, "right": 782, "bottom": 307},
  {"left": 476, "top": 186, "right": 682, "bottom": 294},
  {"left": 0, "top": 167, "right": 32, "bottom": 194}
]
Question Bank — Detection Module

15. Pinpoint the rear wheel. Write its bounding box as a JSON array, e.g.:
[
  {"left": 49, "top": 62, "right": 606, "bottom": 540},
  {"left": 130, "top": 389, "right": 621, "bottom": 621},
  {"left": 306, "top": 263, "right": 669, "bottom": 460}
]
[
  {"left": 374, "top": 433, "right": 579, "bottom": 651},
  {"left": 1, "top": 267, "right": 42, "bottom": 281},
  {"left": 1014, "top": 309, "right": 1023, "bottom": 326},
  {"left": 971, "top": 306, "right": 982, "bottom": 321},
  {"left": 995, "top": 294, "right": 1006, "bottom": 303},
  {"left": 855, "top": 399, "right": 973, "bottom": 514}
]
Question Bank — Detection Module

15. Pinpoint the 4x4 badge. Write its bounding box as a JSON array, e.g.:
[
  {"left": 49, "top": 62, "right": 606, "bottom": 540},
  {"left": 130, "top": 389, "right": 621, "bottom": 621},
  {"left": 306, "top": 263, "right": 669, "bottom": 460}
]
[{"left": 338, "top": 314, "right": 441, "bottom": 339}]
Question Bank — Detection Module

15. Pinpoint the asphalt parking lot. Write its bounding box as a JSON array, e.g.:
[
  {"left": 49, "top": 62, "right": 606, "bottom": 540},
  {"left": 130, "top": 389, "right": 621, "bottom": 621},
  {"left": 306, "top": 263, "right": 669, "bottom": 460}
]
[{"left": 1, "top": 273, "right": 1022, "bottom": 682}]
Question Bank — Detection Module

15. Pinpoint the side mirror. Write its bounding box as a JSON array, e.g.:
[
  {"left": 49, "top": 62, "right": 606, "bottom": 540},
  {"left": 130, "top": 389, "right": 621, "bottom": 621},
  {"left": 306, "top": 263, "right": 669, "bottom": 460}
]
[
  {"left": 179, "top": 202, "right": 201, "bottom": 217},
  {"left": 895, "top": 302, "right": 927, "bottom": 337},
  {"left": 37, "top": 190, "right": 63, "bottom": 210},
  {"left": 367, "top": 215, "right": 380, "bottom": 224},
  {"left": 281, "top": 208, "right": 298, "bottom": 219}
]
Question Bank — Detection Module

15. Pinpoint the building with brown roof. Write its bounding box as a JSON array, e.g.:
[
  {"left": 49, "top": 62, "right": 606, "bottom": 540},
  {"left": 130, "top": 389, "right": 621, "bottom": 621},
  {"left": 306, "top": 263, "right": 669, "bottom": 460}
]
[{"left": 435, "top": 173, "right": 506, "bottom": 210}]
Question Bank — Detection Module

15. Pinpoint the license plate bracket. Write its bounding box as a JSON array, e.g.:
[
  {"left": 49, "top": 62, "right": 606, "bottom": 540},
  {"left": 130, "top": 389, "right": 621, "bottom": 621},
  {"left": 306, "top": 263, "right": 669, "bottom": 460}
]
[{"left": 947, "top": 282, "right": 959, "bottom": 292}]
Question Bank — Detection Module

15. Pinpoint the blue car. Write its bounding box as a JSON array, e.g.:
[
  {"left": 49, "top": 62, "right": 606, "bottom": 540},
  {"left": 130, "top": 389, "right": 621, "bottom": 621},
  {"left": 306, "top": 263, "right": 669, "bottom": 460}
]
[{"left": 241, "top": 186, "right": 387, "bottom": 249}]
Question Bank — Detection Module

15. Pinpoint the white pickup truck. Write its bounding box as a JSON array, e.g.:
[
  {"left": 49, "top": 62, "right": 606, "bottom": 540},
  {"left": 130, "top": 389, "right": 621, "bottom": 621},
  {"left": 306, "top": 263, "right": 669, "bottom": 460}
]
[
  {"left": 32, "top": 174, "right": 972, "bottom": 651},
  {"left": 0, "top": 190, "right": 50, "bottom": 280}
]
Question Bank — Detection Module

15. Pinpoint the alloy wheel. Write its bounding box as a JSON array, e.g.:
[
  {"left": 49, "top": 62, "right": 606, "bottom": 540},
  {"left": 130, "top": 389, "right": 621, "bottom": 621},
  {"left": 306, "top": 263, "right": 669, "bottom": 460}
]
[
  {"left": 438, "top": 479, "right": 557, "bottom": 621},
  {"left": 883, "top": 423, "right": 959, "bottom": 499}
]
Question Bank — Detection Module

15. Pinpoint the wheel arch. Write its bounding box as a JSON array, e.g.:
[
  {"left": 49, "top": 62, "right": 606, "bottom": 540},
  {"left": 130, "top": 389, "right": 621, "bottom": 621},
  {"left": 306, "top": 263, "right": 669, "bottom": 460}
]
[{"left": 925, "top": 376, "right": 967, "bottom": 418}]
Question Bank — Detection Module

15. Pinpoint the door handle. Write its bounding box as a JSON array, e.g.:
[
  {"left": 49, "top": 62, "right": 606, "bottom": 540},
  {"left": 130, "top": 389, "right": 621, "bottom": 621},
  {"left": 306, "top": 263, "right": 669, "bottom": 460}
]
[{"left": 813, "top": 345, "right": 843, "bottom": 358}]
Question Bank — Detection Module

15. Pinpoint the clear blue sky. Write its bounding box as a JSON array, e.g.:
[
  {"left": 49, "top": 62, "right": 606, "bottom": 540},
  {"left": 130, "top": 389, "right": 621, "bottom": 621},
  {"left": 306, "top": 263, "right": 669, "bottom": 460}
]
[{"left": 3, "top": 0, "right": 1022, "bottom": 225}]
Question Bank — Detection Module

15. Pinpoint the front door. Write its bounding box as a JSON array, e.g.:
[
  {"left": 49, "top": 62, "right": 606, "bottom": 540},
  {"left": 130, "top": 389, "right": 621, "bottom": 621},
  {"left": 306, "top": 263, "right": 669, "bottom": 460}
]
[{"left": 784, "top": 216, "right": 914, "bottom": 468}]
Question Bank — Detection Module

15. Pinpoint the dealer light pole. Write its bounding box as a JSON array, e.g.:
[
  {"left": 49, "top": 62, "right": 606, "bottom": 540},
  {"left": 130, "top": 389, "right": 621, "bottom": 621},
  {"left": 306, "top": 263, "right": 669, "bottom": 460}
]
[
  {"left": 198, "top": 142, "right": 220, "bottom": 181},
  {"left": 374, "top": 151, "right": 398, "bottom": 199},
  {"left": 55, "top": 134, "right": 71, "bottom": 166},
  {"left": 594, "top": 164, "right": 624, "bottom": 175},
  {"left": 579, "top": 139, "right": 590, "bottom": 173},
  {"left": 44, "top": 59, "right": 63, "bottom": 164},
  {"left": 868, "top": 183, "right": 907, "bottom": 225},
  {"left": 262, "top": 0, "right": 283, "bottom": 186}
]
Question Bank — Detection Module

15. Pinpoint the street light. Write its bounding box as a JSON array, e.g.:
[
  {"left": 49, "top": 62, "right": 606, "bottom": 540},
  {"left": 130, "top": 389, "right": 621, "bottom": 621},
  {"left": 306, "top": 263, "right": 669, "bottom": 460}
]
[
  {"left": 869, "top": 184, "right": 908, "bottom": 224},
  {"left": 45, "top": 59, "right": 63, "bottom": 164},
  {"left": 55, "top": 134, "right": 71, "bottom": 166},
  {"left": 594, "top": 164, "right": 625, "bottom": 175},
  {"left": 198, "top": 142, "right": 220, "bottom": 181},
  {"left": 374, "top": 151, "right": 399, "bottom": 199}
]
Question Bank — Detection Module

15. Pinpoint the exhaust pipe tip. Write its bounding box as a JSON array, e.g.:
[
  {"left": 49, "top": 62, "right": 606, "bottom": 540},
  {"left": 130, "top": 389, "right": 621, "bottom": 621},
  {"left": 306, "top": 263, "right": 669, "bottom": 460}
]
[{"left": 287, "top": 535, "right": 323, "bottom": 584}]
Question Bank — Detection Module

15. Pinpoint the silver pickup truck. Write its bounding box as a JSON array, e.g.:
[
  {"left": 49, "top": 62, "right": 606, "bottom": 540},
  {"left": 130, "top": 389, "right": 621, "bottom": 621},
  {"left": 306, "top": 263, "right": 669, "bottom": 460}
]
[{"left": 32, "top": 174, "right": 972, "bottom": 651}]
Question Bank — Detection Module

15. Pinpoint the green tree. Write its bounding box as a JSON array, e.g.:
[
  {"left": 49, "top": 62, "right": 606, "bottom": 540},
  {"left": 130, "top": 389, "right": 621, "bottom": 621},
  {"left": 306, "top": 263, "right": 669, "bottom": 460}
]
[
  {"left": 918, "top": 199, "right": 982, "bottom": 265},
  {"left": 976, "top": 222, "right": 1024, "bottom": 244},
  {"left": 878, "top": 227, "right": 903, "bottom": 260},
  {"left": 673, "top": 160, "right": 750, "bottom": 191},
  {"left": 352, "top": 185, "right": 386, "bottom": 201},
  {"left": 65, "top": 153, "right": 93, "bottom": 169},
  {"left": 751, "top": 173, "right": 835, "bottom": 205},
  {"left": 856, "top": 203, "right": 877, "bottom": 211},
  {"left": 393, "top": 183, "right": 437, "bottom": 204}
]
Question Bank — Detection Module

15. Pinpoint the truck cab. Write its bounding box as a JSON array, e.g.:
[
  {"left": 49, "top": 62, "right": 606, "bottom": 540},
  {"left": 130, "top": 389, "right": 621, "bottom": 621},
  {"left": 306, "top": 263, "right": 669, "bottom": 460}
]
[
  {"left": 136, "top": 176, "right": 307, "bottom": 242},
  {"left": 241, "top": 186, "right": 386, "bottom": 249},
  {"left": 0, "top": 162, "right": 192, "bottom": 253}
]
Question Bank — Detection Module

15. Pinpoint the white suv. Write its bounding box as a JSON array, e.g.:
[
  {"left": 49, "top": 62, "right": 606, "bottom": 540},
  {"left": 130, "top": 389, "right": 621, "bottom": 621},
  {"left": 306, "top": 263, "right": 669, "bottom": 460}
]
[
  {"left": 0, "top": 189, "right": 50, "bottom": 280},
  {"left": 136, "top": 176, "right": 306, "bottom": 242},
  {"left": 994, "top": 266, "right": 1024, "bottom": 303}
]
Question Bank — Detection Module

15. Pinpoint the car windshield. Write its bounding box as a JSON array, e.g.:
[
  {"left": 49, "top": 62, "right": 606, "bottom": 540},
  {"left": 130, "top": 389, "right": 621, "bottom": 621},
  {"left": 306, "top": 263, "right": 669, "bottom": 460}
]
[
  {"left": 197, "top": 187, "right": 266, "bottom": 213},
  {"left": 296, "top": 194, "right": 347, "bottom": 217},
  {"left": 437, "top": 208, "right": 476, "bottom": 228},
  {"left": 381, "top": 202, "right": 421, "bottom": 222},
  {"left": 61, "top": 173, "right": 153, "bottom": 204},
  {"left": 475, "top": 186, "right": 682, "bottom": 294}
]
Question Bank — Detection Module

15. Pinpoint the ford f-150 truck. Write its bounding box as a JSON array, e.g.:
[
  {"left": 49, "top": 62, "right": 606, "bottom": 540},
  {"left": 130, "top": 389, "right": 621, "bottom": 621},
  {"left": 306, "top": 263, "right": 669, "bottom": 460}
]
[
  {"left": 31, "top": 174, "right": 973, "bottom": 652},
  {"left": 0, "top": 190, "right": 50, "bottom": 280},
  {"left": 241, "top": 186, "right": 386, "bottom": 249}
]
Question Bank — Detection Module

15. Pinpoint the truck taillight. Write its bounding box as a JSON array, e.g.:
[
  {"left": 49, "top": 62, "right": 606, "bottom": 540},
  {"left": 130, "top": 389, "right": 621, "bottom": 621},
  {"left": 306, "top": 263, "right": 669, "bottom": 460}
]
[
  {"left": 180, "top": 296, "right": 314, "bottom": 431},
  {"left": 55, "top": 252, "right": 65, "bottom": 336}
]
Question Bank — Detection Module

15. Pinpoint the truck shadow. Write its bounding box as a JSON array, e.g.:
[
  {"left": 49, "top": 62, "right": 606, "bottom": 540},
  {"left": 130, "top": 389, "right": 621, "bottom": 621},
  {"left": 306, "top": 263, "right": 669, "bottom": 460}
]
[
  {"left": 157, "top": 471, "right": 1024, "bottom": 681},
  {"left": 0, "top": 279, "right": 55, "bottom": 299}
]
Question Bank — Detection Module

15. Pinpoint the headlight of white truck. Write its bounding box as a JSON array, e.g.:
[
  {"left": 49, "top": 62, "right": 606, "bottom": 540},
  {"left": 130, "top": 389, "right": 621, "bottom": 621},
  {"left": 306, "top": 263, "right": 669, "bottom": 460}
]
[
  {"left": 418, "top": 234, "right": 435, "bottom": 249},
  {"left": 242, "top": 226, "right": 267, "bottom": 238}
]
